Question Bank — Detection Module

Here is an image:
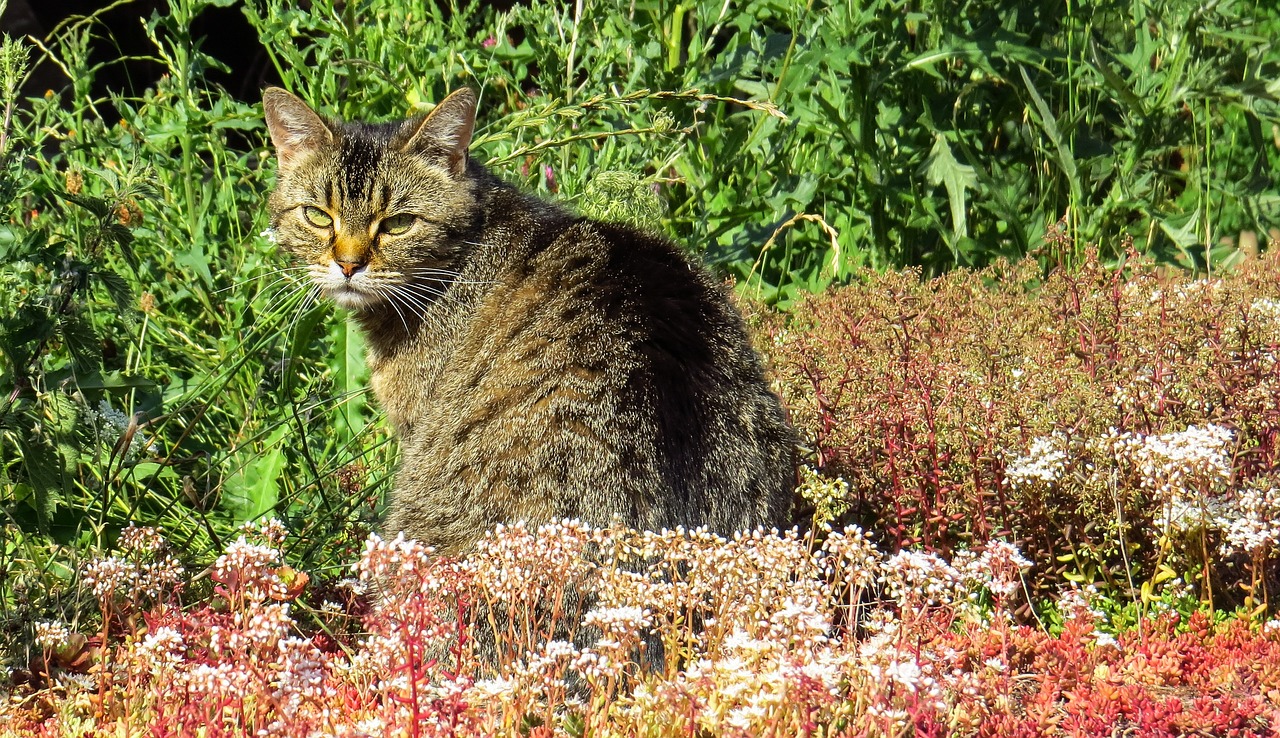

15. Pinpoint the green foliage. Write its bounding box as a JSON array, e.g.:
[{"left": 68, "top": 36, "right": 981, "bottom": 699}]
[
  {"left": 242, "top": 0, "right": 1280, "bottom": 301},
  {"left": 0, "top": 1, "right": 388, "bottom": 646}
]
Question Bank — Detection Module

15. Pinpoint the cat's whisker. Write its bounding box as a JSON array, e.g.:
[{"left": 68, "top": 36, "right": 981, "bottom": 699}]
[
  {"left": 259, "top": 278, "right": 315, "bottom": 317},
  {"left": 382, "top": 282, "right": 442, "bottom": 328},
  {"left": 384, "top": 283, "right": 435, "bottom": 323},
  {"left": 214, "top": 265, "right": 313, "bottom": 295},
  {"left": 373, "top": 284, "right": 414, "bottom": 337},
  {"left": 401, "top": 267, "right": 500, "bottom": 286},
  {"left": 394, "top": 277, "right": 442, "bottom": 296},
  {"left": 246, "top": 273, "right": 311, "bottom": 306},
  {"left": 280, "top": 285, "right": 323, "bottom": 365},
  {"left": 390, "top": 282, "right": 459, "bottom": 339},
  {"left": 258, "top": 277, "right": 309, "bottom": 316},
  {"left": 392, "top": 282, "right": 460, "bottom": 313}
]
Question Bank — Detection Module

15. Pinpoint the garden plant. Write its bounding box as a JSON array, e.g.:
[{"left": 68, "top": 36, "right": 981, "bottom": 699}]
[{"left": 2, "top": 0, "right": 1280, "bottom": 735}]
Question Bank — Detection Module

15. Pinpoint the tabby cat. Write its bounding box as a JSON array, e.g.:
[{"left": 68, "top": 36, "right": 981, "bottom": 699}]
[{"left": 262, "top": 87, "right": 794, "bottom": 555}]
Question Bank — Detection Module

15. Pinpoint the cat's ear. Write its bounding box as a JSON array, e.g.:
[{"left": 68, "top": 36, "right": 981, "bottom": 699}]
[
  {"left": 263, "top": 87, "right": 334, "bottom": 169},
  {"left": 398, "top": 88, "right": 476, "bottom": 176}
]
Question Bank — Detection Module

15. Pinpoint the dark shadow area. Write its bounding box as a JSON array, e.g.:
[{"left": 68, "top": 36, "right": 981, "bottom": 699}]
[{"left": 0, "top": 0, "right": 277, "bottom": 102}]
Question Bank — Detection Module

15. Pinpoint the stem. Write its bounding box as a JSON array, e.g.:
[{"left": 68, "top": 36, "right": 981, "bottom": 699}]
[
  {"left": 565, "top": 0, "right": 584, "bottom": 101},
  {"left": 1200, "top": 525, "right": 1214, "bottom": 608},
  {"left": 0, "top": 98, "right": 13, "bottom": 157},
  {"left": 742, "top": 0, "right": 812, "bottom": 152},
  {"left": 667, "top": 2, "right": 686, "bottom": 73}
]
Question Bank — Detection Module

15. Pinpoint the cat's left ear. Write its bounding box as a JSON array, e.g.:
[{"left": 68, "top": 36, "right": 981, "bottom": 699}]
[
  {"left": 263, "top": 87, "right": 334, "bottom": 169},
  {"left": 398, "top": 88, "right": 476, "bottom": 176}
]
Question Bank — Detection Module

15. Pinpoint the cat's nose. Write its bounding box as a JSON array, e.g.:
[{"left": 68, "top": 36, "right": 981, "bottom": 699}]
[{"left": 336, "top": 259, "right": 366, "bottom": 278}]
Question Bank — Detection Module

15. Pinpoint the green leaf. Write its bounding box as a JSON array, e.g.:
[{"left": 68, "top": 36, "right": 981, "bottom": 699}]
[
  {"left": 920, "top": 133, "right": 977, "bottom": 244},
  {"left": 59, "top": 310, "right": 101, "bottom": 373},
  {"left": 1019, "top": 66, "right": 1082, "bottom": 208},
  {"left": 62, "top": 371, "right": 158, "bottom": 393},
  {"left": 1159, "top": 211, "right": 1201, "bottom": 249},
  {"left": 102, "top": 223, "right": 138, "bottom": 271},
  {"left": 16, "top": 435, "right": 68, "bottom": 529},
  {"left": 330, "top": 319, "right": 368, "bottom": 448},
  {"left": 1087, "top": 36, "right": 1146, "bottom": 116},
  {"left": 94, "top": 270, "right": 137, "bottom": 319},
  {"left": 222, "top": 425, "right": 289, "bottom": 525},
  {"left": 60, "top": 192, "right": 111, "bottom": 219}
]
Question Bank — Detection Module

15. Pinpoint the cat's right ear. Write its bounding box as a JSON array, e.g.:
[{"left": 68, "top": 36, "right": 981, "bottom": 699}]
[{"left": 263, "top": 87, "right": 334, "bottom": 169}]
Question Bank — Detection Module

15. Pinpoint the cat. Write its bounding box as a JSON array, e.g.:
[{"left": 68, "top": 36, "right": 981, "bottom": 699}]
[{"left": 261, "top": 86, "right": 795, "bottom": 558}]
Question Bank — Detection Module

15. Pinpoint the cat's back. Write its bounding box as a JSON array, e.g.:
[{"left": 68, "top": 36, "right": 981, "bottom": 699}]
[{"left": 389, "top": 204, "right": 794, "bottom": 553}]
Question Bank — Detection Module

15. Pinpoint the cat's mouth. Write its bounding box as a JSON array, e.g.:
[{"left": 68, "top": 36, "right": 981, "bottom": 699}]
[{"left": 308, "top": 263, "right": 382, "bottom": 311}]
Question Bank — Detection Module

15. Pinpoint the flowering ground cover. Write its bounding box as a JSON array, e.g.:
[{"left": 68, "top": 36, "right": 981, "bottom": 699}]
[
  {"left": 5, "top": 250, "right": 1280, "bottom": 736},
  {"left": 5, "top": 520, "right": 1280, "bottom": 736}
]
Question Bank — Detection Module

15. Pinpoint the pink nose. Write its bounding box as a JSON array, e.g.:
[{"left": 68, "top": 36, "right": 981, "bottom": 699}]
[{"left": 336, "top": 260, "right": 365, "bottom": 278}]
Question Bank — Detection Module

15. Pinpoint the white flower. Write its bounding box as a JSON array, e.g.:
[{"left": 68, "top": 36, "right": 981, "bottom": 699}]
[
  {"left": 1215, "top": 485, "right": 1280, "bottom": 557},
  {"left": 1092, "top": 631, "right": 1118, "bottom": 649},
  {"left": 1005, "top": 434, "right": 1069, "bottom": 487},
  {"left": 1252, "top": 297, "right": 1280, "bottom": 322},
  {"left": 34, "top": 621, "right": 72, "bottom": 650}
]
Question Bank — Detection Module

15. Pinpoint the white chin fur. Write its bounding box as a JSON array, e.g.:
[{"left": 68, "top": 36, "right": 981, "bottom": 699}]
[{"left": 328, "top": 286, "right": 379, "bottom": 311}]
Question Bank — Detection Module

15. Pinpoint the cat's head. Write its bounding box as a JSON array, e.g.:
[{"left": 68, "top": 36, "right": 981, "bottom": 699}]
[{"left": 262, "top": 88, "right": 478, "bottom": 312}]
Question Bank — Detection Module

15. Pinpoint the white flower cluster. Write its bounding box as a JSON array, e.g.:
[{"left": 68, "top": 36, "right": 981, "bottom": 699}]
[
  {"left": 355, "top": 531, "right": 438, "bottom": 596},
  {"left": 819, "top": 524, "right": 880, "bottom": 598},
  {"left": 82, "top": 398, "right": 155, "bottom": 457},
  {"left": 1252, "top": 297, "right": 1280, "bottom": 323},
  {"left": 34, "top": 620, "right": 72, "bottom": 650},
  {"left": 1215, "top": 484, "right": 1280, "bottom": 557},
  {"left": 214, "top": 536, "right": 288, "bottom": 603},
  {"left": 82, "top": 525, "right": 185, "bottom": 602},
  {"left": 274, "top": 637, "right": 329, "bottom": 719},
  {"left": 118, "top": 524, "right": 166, "bottom": 555},
  {"left": 628, "top": 626, "right": 849, "bottom": 735},
  {"left": 1148, "top": 279, "right": 1222, "bottom": 304},
  {"left": 71, "top": 517, "right": 1067, "bottom": 735},
  {"left": 878, "top": 549, "right": 964, "bottom": 608},
  {"left": 82, "top": 555, "right": 137, "bottom": 599},
  {"left": 1107, "top": 423, "right": 1235, "bottom": 531},
  {"left": 1004, "top": 433, "right": 1070, "bottom": 487},
  {"left": 468, "top": 520, "right": 596, "bottom": 604},
  {"left": 952, "top": 541, "right": 1034, "bottom": 599},
  {"left": 583, "top": 605, "right": 652, "bottom": 636},
  {"left": 1056, "top": 582, "right": 1104, "bottom": 621},
  {"left": 133, "top": 626, "right": 185, "bottom": 675},
  {"left": 210, "top": 603, "right": 291, "bottom": 654}
]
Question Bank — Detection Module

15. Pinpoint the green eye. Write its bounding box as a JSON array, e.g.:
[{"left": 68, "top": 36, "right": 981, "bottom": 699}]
[
  {"left": 380, "top": 214, "right": 416, "bottom": 236},
  {"left": 302, "top": 206, "right": 333, "bottom": 228}
]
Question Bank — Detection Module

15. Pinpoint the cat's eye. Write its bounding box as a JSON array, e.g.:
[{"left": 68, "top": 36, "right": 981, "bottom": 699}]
[
  {"left": 379, "top": 214, "right": 416, "bottom": 236},
  {"left": 302, "top": 206, "right": 333, "bottom": 228}
]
